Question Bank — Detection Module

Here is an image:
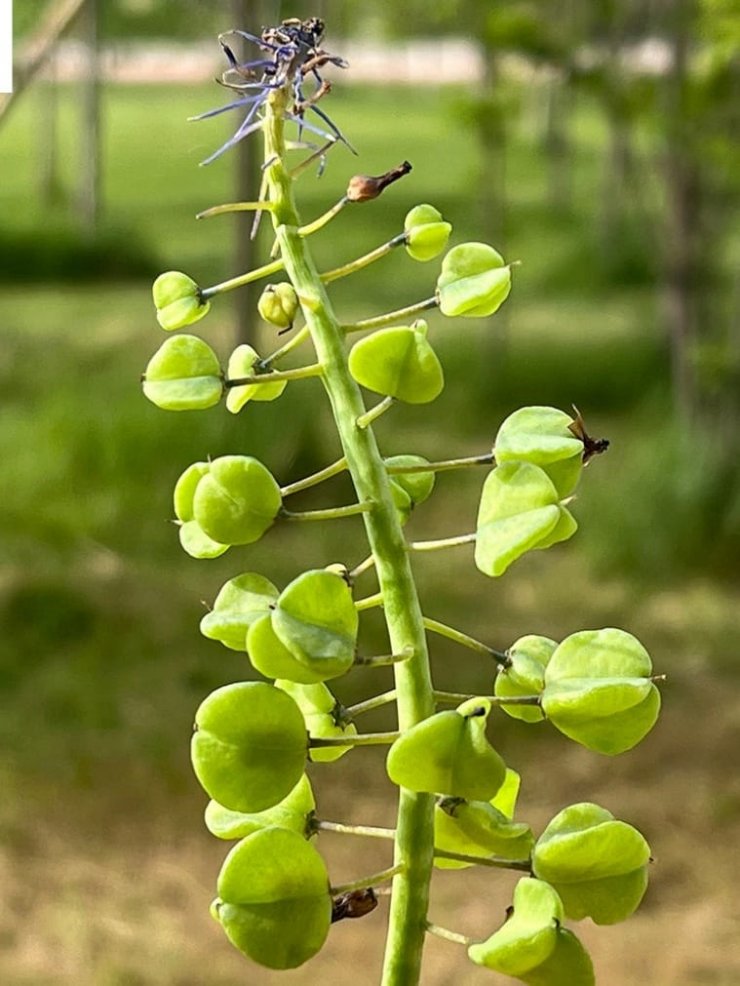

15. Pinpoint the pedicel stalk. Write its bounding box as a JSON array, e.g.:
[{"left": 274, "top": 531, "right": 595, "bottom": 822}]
[{"left": 141, "top": 18, "right": 664, "bottom": 986}]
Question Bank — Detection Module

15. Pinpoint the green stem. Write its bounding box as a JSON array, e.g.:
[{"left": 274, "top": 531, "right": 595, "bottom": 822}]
[
  {"left": 201, "top": 257, "right": 285, "bottom": 299},
  {"left": 409, "top": 532, "right": 476, "bottom": 552},
  {"left": 196, "top": 200, "right": 274, "bottom": 219},
  {"left": 280, "top": 456, "right": 347, "bottom": 497},
  {"left": 321, "top": 233, "right": 406, "bottom": 284},
  {"left": 261, "top": 325, "right": 312, "bottom": 368},
  {"left": 281, "top": 501, "right": 373, "bottom": 522},
  {"left": 433, "top": 690, "right": 540, "bottom": 707},
  {"left": 433, "top": 849, "right": 532, "bottom": 871},
  {"left": 357, "top": 396, "right": 394, "bottom": 429},
  {"left": 310, "top": 731, "right": 400, "bottom": 748},
  {"left": 331, "top": 865, "right": 403, "bottom": 896},
  {"left": 341, "top": 297, "right": 438, "bottom": 333},
  {"left": 355, "top": 646, "right": 414, "bottom": 668},
  {"left": 314, "top": 818, "right": 396, "bottom": 840},
  {"left": 425, "top": 923, "right": 474, "bottom": 947},
  {"left": 300, "top": 195, "right": 349, "bottom": 237},
  {"left": 350, "top": 553, "right": 377, "bottom": 579},
  {"left": 424, "top": 618, "right": 511, "bottom": 668},
  {"left": 264, "top": 87, "right": 435, "bottom": 986},
  {"left": 386, "top": 452, "right": 494, "bottom": 476},
  {"left": 224, "top": 363, "right": 323, "bottom": 387},
  {"left": 354, "top": 591, "right": 384, "bottom": 611},
  {"left": 345, "top": 689, "right": 398, "bottom": 717}
]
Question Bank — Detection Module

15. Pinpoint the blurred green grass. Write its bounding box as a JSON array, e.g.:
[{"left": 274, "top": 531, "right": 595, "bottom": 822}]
[{"left": 0, "top": 81, "right": 738, "bottom": 797}]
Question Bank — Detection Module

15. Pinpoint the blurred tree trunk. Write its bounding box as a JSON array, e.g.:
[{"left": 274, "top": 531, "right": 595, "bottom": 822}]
[
  {"left": 479, "top": 45, "right": 506, "bottom": 245},
  {"left": 662, "top": 0, "right": 699, "bottom": 420},
  {"left": 543, "top": 70, "right": 571, "bottom": 213},
  {"left": 39, "top": 57, "right": 63, "bottom": 207},
  {"left": 78, "top": 0, "right": 101, "bottom": 233}
]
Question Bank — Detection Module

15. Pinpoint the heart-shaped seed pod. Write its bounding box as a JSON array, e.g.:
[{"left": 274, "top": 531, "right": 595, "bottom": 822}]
[
  {"left": 152, "top": 270, "right": 210, "bottom": 330},
  {"left": 494, "top": 406, "right": 585, "bottom": 497},
  {"left": 205, "top": 774, "right": 315, "bottom": 841},
  {"left": 518, "top": 928, "right": 595, "bottom": 986},
  {"left": 257, "top": 282, "right": 299, "bottom": 329},
  {"left": 143, "top": 334, "right": 223, "bottom": 411},
  {"left": 178, "top": 520, "right": 229, "bottom": 559},
  {"left": 384, "top": 455, "right": 436, "bottom": 523},
  {"left": 348, "top": 321, "right": 444, "bottom": 404},
  {"left": 386, "top": 697, "right": 506, "bottom": 800},
  {"left": 541, "top": 628, "right": 661, "bottom": 755},
  {"left": 225, "top": 344, "right": 288, "bottom": 413},
  {"left": 495, "top": 635, "right": 558, "bottom": 723},
  {"left": 200, "top": 572, "right": 280, "bottom": 651},
  {"left": 192, "top": 455, "right": 282, "bottom": 546},
  {"left": 404, "top": 204, "right": 452, "bottom": 262},
  {"left": 247, "top": 613, "right": 326, "bottom": 685},
  {"left": 434, "top": 796, "right": 534, "bottom": 869},
  {"left": 436, "top": 242, "right": 512, "bottom": 318},
  {"left": 191, "top": 681, "right": 308, "bottom": 812},
  {"left": 276, "top": 680, "right": 358, "bottom": 763},
  {"left": 532, "top": 802, "right": 650, "bottom": 925}
]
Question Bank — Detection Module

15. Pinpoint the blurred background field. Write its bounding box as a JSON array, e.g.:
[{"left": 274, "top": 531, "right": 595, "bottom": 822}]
[{"left": 2, "top": 2, "right": 740, "bottom": 984}]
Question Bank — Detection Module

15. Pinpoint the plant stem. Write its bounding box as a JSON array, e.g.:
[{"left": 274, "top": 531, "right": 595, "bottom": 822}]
[
  {"left": 350, "top": 553, "right": 377, "bottom": 579},
  {"left": 424, "top": 618, "right": 511, "bottom": 668},
  {"left": 200, "top": 257, "right": 284, "bottom": 299},
  {"left": 346, "top": 689, "right": 398, "bottom": 717},
  {"left": 409, "top": 532, "right": 477, "bottom": 552},
  {"left": 196, "top": 200, "right": 274, "bottom": 219},
  {"left": 310, "top": 731, "right": 400, "bottom": 748},
  {"left": 260, "top": 325, "right": 312, "bottom": 368},
  {"left": 299, "top": 195, "right": 349, "bottom": 236},
  {"left": 341, "top": 297, "right": 438, "bottom": 333},
  {"left": 355, "top": 647, "right": 414, "bottom": 668},
  {"left": 354, "top": 591, "right": 384, "bottom": 611},
  {"left": 281, "top": 501, "right": 373, "bottom": 522},
  {"left": 314, "top": 819, "right": 396, "bottom": 840},
  {"left": 433, "top": 690, "right": 540, "bottom": 706},
  {"left": 357, "top": 396, "right": 394, "bottom": 429},
  {"left": 386, "top": 452, "right": 494, "bottom": 476},
  {"left": 280, "top": 456, "right": 347, "bottom": 497},
  {"left": 425, "top": 923, "right": 474, "bottom": 947},
  {"left": 264, "top": 87, "right": 436, "bottom": 986},
  {"left": 433, "top": 849, "right": 532, "bottom": 871},
  {"left": 331, "top": 865, "right": 403, "bottom": 896},
  {"left": 321, "top": 233, "right": 406, "bottom": 284},
  {"left": 224, "top": 363, "right": 323, "bottom": 387}
]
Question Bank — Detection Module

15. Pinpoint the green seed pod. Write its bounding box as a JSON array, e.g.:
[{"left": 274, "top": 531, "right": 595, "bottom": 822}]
[
  {"left": 192, "top": 455, "right": 282, "bottom": 546},
  {"left": 348, "top": 321, "right": 444, "bottom": 404},
  {"left": 271, "top": 569, "right": 359, "bottom": 681},
  {"left": 205, "top": 774, "right": 315, "bottom": 841},
  {"left": 495, "top": 406, "right": 585, "bottom": 498},
  {"left": 475, "top": 462, "right": 577, "bottom": 577},
  {"left": 386, "top": 697, "right": 506, "bottom": 800},
  {"left": 519, "top": 929, "right": 595, "bottom": 986},
  {"left": 225, "top": 344, "right": 288, "bottom": 414},
  {"left": 434, "top": 796, "right": 534, "bottom": 869},
  {"left": 142, "top": 334, "right": 223, "bottom": 411},
  {"left": 174, "top": 461, "right": 210, "bottom": 522},
  {"left": 436, "top": 242, "right": 512, "bottom": 318},
  {"left": 215, "top": 827, "right": 332, "bottom": 969},
  {"left": 178, "top": 520, "right": 229, "bottom": 559},
  {"left": 541, "top": 628, "right": 661, "bottom": 755},
  {"left": 467, "top": 877, "right": 563, "bottom": 976},
  {"left": 152, "top": 270, "right": 210, "bottom": 331},
  {"left": 532, "top": 802, "right": 650, "bottom": 925},
  {"left": 404, "top": 204, "right": 452, "bottom": 262},
  {"left": 200, "top": 572, "right": 280, "bottom": 651},
  {"left": 385, "top": 454, "right": 436, "bottom": 506},
  {"left": 495, "top": 635, "right": 558, "bottom": 723},
  {"left": 247, "top": 613, "right": 326, "bottom": 685},
  {"left": 276, "top": 680, "right": 358, "bottom": 763},
  {"left": 191, "top": 681, "right": 308, "bottom": 812},
  {"left": 257, "top": 282, "right": 299, "bottom": 329}
]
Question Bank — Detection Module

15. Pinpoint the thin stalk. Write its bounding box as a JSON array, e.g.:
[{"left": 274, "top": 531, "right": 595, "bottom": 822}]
[
  {"left": 310, "top": 731, "right": 400, "bottom": 748},
  {"left": 201, "top": 256, "right": 284, "bottom": 298},
  {"left": 321, "top": 233, "right": 406, "bottom": 284},
  {"left": 280, "top": 501, "right": 373, "bottom": 522},
  {"left": 300, "top": 195, "right": 349, "bottom": 237},
  {"left": 357, "top": 396, "right": 394, "bottom": 429},
  {"left": 224, "top": 363, "right": 323, "bottom": 387},
  {"left": 196, "top": 200, "right": 274, "bottom": 219},
  {"left": 355, "top": 647, "right": 414, "bottom": 668},
  {"left": 261, "top": 324, "right": 311, "bottom": 368},
  {"left": 280, "top": 456, "right": 347, "bottom": 497},
  {"left": 331, "top": 865, "right": 403, "bottom": 896},
  {"left": 355, "top": 591, "right": 384, "bottom": 612},
  {"left": 433, "top": 690, "right": 540, "bottom": 707},
  {"left": 424, "top": 617, "right": 511, "bottom": 668},
  {"left": 409, "top": 532, "right": 477, "bottom": 552},
  {"left": 433, "top": 849, "right": 532, "bottom": 871},
  {"left": 345, "top": 689, "right": 398, "bottom": 717},
  {"left": 350, "top": 553, "right": 377, "bottom": 579},
  {"left": 426, "top": 923, "right": 474, "bottom": 947},
  {"left": 314, "top": 818, "right": 396, "bottom": 840},
  {"left": 264, "top": 87, "right": 436, "bottom": 986},
  {"left": 341, "top": 297, "right": 438, "bottom": 333},
  {"left": 387, "top": 452, "right": 494, "bottom": 476}
]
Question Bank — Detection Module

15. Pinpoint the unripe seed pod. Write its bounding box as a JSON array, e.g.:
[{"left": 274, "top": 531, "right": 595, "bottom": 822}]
[
  {"left": 152, "top": 271, "right": 210, "bottom": 331},
  {"left": 258, "top": 283, "right": 299, "bottom": 330},
  {"left": 436, "top": 243, "right": 512, "bottom": 318},
  {"left": 404, "top": 204, "right": 452, "bottom": 262}
]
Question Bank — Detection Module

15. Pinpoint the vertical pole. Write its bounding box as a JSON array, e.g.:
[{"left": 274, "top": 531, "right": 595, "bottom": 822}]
[{"left": 78, "top": 0, "right": 101, "bottom": 233}]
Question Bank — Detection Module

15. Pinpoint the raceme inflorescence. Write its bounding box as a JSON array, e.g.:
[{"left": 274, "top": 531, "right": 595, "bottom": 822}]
[{"left": 141, "top": 19, "right": 663, "bottom": 986}]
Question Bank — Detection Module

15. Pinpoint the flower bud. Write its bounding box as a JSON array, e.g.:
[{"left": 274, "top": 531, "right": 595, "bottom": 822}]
[
  {"left": 436, "top": 243, "right": 512, "bottom": 318},
  {"left": 404, "top": 204, "right": 452, "bottom": 262},
  {"left": 346, "top": 160, "right": 412, "bottom": 202},
  {"left": 152, "top": 271, "right": 210, "bottom": 331},
  {"left": 257, "top": 282, "right": 299, "bottom": 330}
]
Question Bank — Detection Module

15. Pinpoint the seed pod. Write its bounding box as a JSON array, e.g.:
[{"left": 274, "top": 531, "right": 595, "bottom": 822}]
[
  {"left": 257, "top": 283, "right": 299, "bottom": 330},
  {"left": 205, "top": 774, "right": 315, "bottom": 841},
  {"left": 436, "top": 243, "right": 512, "bottom": 318},
  {"left": 226, "top": 344, "right": 288, "bottom": 413},
  {"left": 404, "top": 204, "right": 452, "bottom": 262},
  {"left": 192, "top": 455, "right": 282, "bottom": 546},
  {"left": 200, "top": 572, "right": 280, "bottom": 651},
  {"left": 152, "top": 270, "right": 210, "bottom": 331},
  {"left": 349, "top": 321, "right": 444, "bottom": 404},
  {"left": 495, "top": 635, "right": 558, "bottom": 723},
  {"left": 276, "top": 680, "right": 358, "bottom": 763},
  {"left": 143, "top": 334, "right": 223, "bottom": 411},
  {"left": 494, "top": 406, "right": 585, "bottom": 497}
]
